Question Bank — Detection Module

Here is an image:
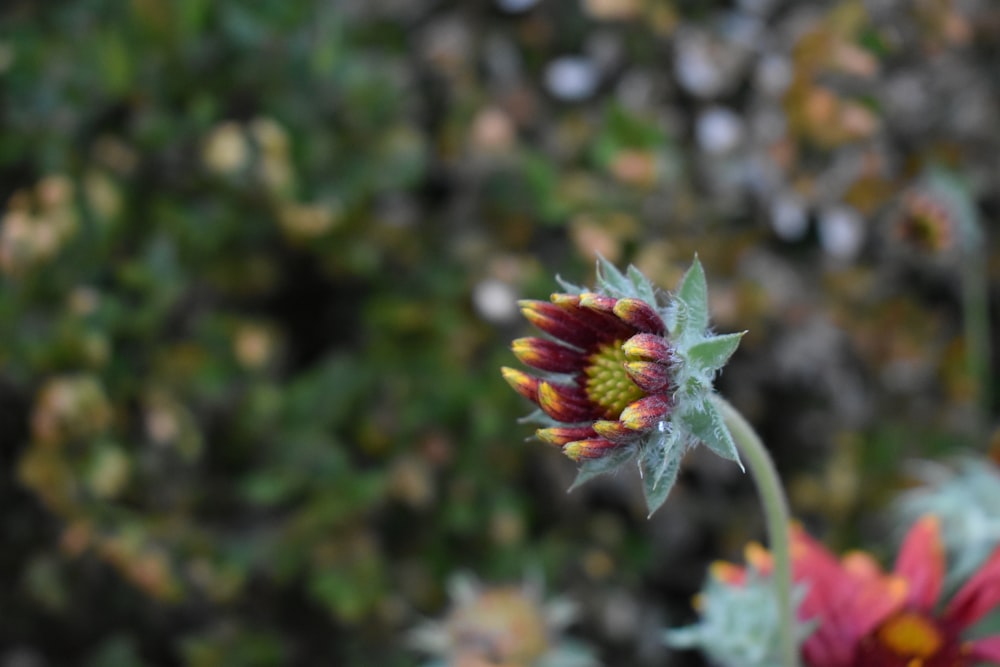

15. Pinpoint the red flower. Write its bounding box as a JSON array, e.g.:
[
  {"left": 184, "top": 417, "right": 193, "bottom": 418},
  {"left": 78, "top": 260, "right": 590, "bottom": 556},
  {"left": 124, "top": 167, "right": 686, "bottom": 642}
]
[
  {"left": 716, "top": 517, "right": 1000, "bottom": 666},
  {"left": 501, "top": 292, "right": 673, "bottom": 462}
]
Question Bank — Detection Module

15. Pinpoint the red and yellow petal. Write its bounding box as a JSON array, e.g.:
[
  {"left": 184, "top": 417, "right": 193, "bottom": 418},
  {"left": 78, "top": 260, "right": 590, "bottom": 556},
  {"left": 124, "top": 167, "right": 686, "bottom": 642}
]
[
  {"left": 792, "top": 530, "right": 907, "bottom": 666},
  {"left": 557, "top": 293, "right": 634, "bottom": 341},
  {"left": 613, "top": 297, "right": 666, "bottom": 335},
  {"left": 562, "top": 438, "right": 618, "bottom": 461},
  {"left": 893, "top": 515, "right": 944, "bottom": 611},
  {"left": 537, "top": 381, "right": 595, "bottom": 423},
  {"left": 619, "top": 394, "right": 671, "bottom": 431},
  {"left": 624, "top": 360, "right": 671, "bottom": 393},
  {"left": 519, "top": 300, "right": 598, "bottom": 350},
  {"left": 744, "top": 542, "right": 773, "bottom": 574},
  {"left": 577, "top": 292, "right": 617, "bottom": 311},
  {"left": 536, "top": 425, "right": 596, "bottom": 447},
  {"left": 592, "top": 419, "right": 639, "bottom": 444},
  {"left": 709, "top": 561, "right": 747, "bottom": 586},
  {"left": 511, "top": 337, "right": 585, "bottom": 374},
  {"left": 846, "top": 575, "right": 909, "bottom": 640},
  {"left": 501, "top": 367, "right": 540, "bottom": 403},
  {"left": 622, "top": 333, "right": 672, "bottom": 363},
  {"left": 791, "top": 527, "right": 867, "bottom": 624},
  {"left": 842, "top": 551, "right": 884, "bottom": 583}
]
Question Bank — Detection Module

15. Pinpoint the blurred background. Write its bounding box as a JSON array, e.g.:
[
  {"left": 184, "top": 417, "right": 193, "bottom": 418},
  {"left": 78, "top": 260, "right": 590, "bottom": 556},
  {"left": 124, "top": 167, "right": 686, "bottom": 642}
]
[{"left": 1, "top": 1, "right": 998, "bottom": 665}]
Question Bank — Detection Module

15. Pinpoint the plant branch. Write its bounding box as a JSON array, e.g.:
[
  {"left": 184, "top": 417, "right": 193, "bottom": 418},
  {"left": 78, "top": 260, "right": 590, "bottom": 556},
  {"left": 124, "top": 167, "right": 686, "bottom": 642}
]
[{"left": 961, "top": 235, "right": 991, "bottom": 439}]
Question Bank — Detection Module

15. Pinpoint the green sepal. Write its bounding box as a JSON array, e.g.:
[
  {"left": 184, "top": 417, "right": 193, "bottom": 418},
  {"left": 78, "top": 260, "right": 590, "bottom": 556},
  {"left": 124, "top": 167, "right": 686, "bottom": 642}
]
[
  {"left": 627, "top": 265, "right": 659, "bottom": 306},
  {"left": 687, "top": 332, "right": 746, "bottom": 372},
  {"left": 555, "top": 274, "right": 587, "bottom": 295},
  {"left": 568, "top": 444, "right": 637, "bottom": 492},
  {"left": 596, "top": 256, "right": 661, "bottom": 308},
  {"left": 518, "top": 409, "right": 564, "bottom": 428},
  {"left": 680, "top": 398, "right": 743, "bottom": 468},
  {"left": 640, "top": 430, "right": 684, "bottom": 517},
  {"left": 595, "top": 254, "right": 634, "bottom": 298},
  {"left": 670, "top": 256, "right": 709, "bottom": 340}
]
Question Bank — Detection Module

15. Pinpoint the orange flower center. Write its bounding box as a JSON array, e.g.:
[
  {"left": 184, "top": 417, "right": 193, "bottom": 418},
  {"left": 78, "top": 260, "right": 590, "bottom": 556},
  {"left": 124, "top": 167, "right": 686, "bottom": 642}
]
[
  {"left": 875, "top": 612, "right": 943, "bottom": 660},
  {"left": 584, "top": 339, "right": 645, "bottom": 419}
]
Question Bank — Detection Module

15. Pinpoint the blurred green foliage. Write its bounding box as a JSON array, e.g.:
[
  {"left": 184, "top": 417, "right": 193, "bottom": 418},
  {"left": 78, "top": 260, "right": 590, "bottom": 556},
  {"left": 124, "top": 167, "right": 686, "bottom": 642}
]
[{"left": 1, "top": 1, "right": 998, "bottom": 666}]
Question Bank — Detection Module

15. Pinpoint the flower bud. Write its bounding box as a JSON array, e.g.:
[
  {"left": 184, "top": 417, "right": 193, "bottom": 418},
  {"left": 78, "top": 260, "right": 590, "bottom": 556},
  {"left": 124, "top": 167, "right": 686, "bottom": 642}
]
[
  {"left": 619, "top": 395, "right": 671, "bottom": 431},
  {"left": 613, "top": 298, "right": 666, "bottom": 334}
]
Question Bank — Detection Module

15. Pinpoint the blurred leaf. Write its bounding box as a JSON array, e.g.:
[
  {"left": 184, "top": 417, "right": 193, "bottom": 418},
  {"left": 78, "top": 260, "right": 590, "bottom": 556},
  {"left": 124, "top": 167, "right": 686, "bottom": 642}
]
[
  {"left": 24, "top": 555, "right": 68, "bottom": 612},
  {"left": 182, "top": 630, "right": 287, "bottom": 667},
  {"left": 86, "top": 636, "right": 144, "bottom": 667}
]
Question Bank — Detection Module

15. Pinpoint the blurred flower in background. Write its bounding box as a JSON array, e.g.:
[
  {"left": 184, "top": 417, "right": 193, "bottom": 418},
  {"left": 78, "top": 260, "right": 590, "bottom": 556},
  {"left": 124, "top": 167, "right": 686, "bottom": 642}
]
[
  {"left": 674, "top": 517, "right": 1000, "bottom": 666},
  {"left": 409, "top": 572, "right": 598, "bottom": 667}
]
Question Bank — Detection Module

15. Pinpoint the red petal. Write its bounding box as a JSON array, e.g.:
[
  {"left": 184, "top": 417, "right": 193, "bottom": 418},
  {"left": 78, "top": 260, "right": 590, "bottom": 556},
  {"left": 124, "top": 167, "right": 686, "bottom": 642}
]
[
  {"left": 613, "top": 298, "right": 666, "bottom": 334},
  {"left": 562, "top": 438, "right": 619, "bottom": 461},
  {"left": 969, "top": 636, "right": 1000, "bottom": 662},
  {"left": 791, "top": 525, "right": 850, "bottom": 619},
  {"left": 501, "top": 367, "right": 540, "bottom": 403},
  {"left": 893, "top": 515, "right": 944, "bottom": 610},
  {"left": 840, "top": 571, "right": 908, "bottom": 638},
  {"left": 624, "top": 360, "right": 671, "bottom": 393},
  {"left": 618, "top": 395, "right": 670, "bottom": 431},
  {"left": 787, "top": 527, "right": 861, "bottom": 667},
  {"left": 791, "top": 525, "right": 905, "bottom": 667},
  {"left": 519, "top": 300, "right": 598, "bottom": 349},
  {"left": 536, "top": 425, "right": 596, "bottom": 446},
  {"left": 537, "top": 381, "right": 595, "bottom": 423},
  {"left": 944, "top": 543, "right": 1000, "bottom": 628},
  {"left": 622, "top": 333, "right": 672, "bottom": 363},
  {"left": 511, "top": 337, "right": 585, "bottom": 373},
  {"left": 561, "top": 293, "right": 634, "bottom": 341}
]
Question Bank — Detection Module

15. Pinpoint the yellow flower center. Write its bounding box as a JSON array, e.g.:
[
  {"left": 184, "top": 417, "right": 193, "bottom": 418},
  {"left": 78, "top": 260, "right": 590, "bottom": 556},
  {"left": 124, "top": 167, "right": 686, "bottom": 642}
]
[
  {"left": 876, "top": 612, "right": 943, "bottom": 659},
  {"left": 584, "top": 339, "right": 645, "bottom": 419}
]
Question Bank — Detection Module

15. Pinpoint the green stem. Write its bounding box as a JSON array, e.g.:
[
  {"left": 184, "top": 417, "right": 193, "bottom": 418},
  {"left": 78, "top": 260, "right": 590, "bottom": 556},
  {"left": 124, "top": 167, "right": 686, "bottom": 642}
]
[
  {"left": 961, "top": 236, "right": 991, "bottom": 439},
  {"left": 713, "top": 394, "right": 799, "bottom": 667}
]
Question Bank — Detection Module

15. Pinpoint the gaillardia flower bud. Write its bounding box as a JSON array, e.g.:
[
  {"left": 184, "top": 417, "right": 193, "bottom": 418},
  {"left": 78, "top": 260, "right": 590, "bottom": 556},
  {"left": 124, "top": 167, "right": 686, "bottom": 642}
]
[
  {"left": 505, "top": 291, "right": 671, "bottom": 447},
  {"left": 502, "top": 256, "right": 746, "bottom": 515},
  {"left": 894, "top": 188, "right": 956, "bottom": 254},
  {"left": 889, "top": 166, "right": 982, "bottom": 261}
]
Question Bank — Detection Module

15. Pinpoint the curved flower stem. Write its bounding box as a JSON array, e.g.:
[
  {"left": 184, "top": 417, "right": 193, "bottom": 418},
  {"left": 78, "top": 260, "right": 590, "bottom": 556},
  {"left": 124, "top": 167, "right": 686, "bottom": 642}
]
[
  {"left": 961, "top": 237, "right": 991, "bottom": 439},
  {"left": 712, "top": 394, "right": 799, "bottom": 667}
]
